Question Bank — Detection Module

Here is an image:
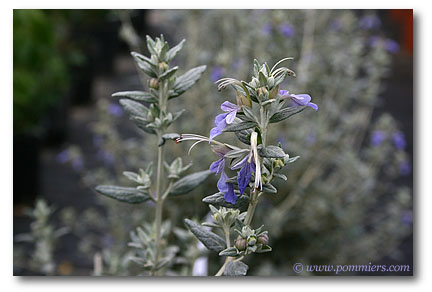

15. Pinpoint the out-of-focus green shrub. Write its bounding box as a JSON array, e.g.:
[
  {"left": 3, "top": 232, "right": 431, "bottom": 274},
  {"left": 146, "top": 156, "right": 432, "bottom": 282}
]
[{"left": 13, "top": 9, "right": 69, "bottom": 134}]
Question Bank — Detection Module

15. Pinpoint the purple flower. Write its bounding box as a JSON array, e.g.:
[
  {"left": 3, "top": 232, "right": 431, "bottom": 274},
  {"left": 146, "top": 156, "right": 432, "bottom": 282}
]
[
  {"left": 279, "top": 22, "right": 294, "bottom": 38},
  {"left": 305, "top": 133, "right": 316, "bottom": 146},
  {"left": 93, "top": 135, "right": 104, "bottom": 148},
  {"left": 330, "top": 19, "right": 342, "bottom": 31},
  {"left": 209, "top": 146, "right": 237, "bottom": 204},
  {"left": 217, "top": 172, "right": 237, "bottom": 204},
  {"left": 359, "top": 15, "right": 381, "bottom": 30},
  {"left": 108, "top": 103, "right": 124, "bottom": 117},
  {"left": 209, "top": 101, "right": 241, "bottom": 141},
  {"left": 392, "top": 131, "right": 406, "bottom": 150},
  {"left": 231, "top": 155, "right": 255, "bottom": 195},
  {"left": 210, "top": 66, "right": 223, "bottom": 82},
  {"left": 97, "top": 149, "right": 115, "bottom": 166},
  {"left": 399, "top": 160, "right": 411, "bottom": 176},
  {"left": 401, "top": 210, "right": 412, "bottom": 226},
  {"left": 71, "top": 157, "right": 84, "bottom": 172},
  {"left": 56, "top": 149, "right": 70, "bottom": 164},
  {"left": 370, "top": 130, "right": 386, "bottom": 147},
  {"left": 386, "top": 39, "right": 400, "bottom": 54},
  {"left": 279, "top": 90, "right": 318, "bottom": 111},
  {"left": 261, "top": 22, "right": 272, "bottom": 36}
]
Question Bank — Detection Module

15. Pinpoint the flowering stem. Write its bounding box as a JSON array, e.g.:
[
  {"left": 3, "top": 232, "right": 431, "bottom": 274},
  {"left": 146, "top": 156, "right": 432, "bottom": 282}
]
[{"left": 152, "top": 80, "right": 169, "bottom": 276}]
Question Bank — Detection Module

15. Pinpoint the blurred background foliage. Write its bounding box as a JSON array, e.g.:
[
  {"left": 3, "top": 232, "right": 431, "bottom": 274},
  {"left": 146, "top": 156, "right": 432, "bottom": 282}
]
[{"left": 13, "top": 9, "right": 413, "bottom": 276}]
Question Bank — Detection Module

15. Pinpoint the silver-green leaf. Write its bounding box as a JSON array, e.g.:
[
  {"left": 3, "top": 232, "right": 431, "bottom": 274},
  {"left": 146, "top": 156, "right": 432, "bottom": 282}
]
[
  {"left": 170, "top": 170, "right": 212, "bottom": 196},
  {"left": 184, "top": 219, "right": 226, "bottom": 252},
  {"left": 224, "top": 261, "right": 249, "bottom": 276},
  {"left": 95, "top": 185, "right": 150, "bottom": 204}
]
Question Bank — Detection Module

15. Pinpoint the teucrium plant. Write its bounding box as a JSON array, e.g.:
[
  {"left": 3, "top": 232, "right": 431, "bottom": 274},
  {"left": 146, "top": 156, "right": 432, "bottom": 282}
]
[
  {"left": 178, "top": 58, "right": 317, "bottom": 276},
  {"left": 95, "top": 35, "right": 208, "bottom": 275}
]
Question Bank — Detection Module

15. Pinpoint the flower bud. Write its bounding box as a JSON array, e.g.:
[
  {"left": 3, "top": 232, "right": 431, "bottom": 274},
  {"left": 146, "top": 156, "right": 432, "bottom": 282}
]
[
  {"left": 236, "top": 90, "right": 251, "bottom": 108},
  {"left": 158, "top": 62, "right": 169, "bottom": 72},
  {"left": 258, "top": 234, "right": 269, "bottom": 245},
  {"left": 256, "top": 87, "right": 268, "bottom": 98},
  {"left": 269, "top": 84, "right": 279, "bottom": 99},
  {"left": 235, "top": 237, "right": 247, "bottom": 251},
  {"left": 247, "top": 235, "right": 257, "bottom": 246},
  {"left": 149, "top": 78, "right": 159, "bottom": 89}
]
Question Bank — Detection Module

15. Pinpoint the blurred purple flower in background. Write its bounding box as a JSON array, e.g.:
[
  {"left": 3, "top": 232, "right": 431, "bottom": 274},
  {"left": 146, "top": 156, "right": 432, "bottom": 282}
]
[
  {"left": 385, "top": 39, "right": 400, "bottom": 54},
  {"left": 97, "top": 149, "right": 115, "bottom": 166},
  {"left": 261, "top": 22, "right": 272, "bottom": 36},
  {"left": 392, "top": 131, "right": 406, "bottom": 150},
  {"left": 330, "top": 19, "right": 343, "bottom": 31},
  {"left": 71, "top": 157, "right": 84, "bottom": 172},
  {"left": 359, "top": 15, "right": 381, "bottom": 30},
  {"left": 56, "top": 149, "right": 70, "bottom": 164},
  {"left": 93, "top": 135, "right": 104, "bottom": 148},
  {"left": 305, "top": 133, "right": 317, "bottom": 146},
  {"left": 401, "top": 211, "right": 413, "bottom": 226},
  {"left": 370, "top": 130, "right": 386, "bottom": 147},
  {"left": 399, "top": 160, "right": 411, "bottom": 176},
  {"left": 209, "top": 101, "right": 241, "bottom": 141},
  {"left": 210, "top": 66, "right": 223, "bottom": 82},
  {"left": 279, "top": 22, "right": 294, "bottom": 38},
  {"left": 108, "top": 103, "right": 124, "bottom": 117}
]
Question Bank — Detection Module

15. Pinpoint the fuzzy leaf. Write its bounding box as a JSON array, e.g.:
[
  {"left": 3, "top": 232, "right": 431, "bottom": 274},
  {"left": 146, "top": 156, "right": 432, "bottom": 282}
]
[
  {"left": 235, "top": 129, "right": 252, "bottom": 145},
  {"left": 202, "top": 192, "right": 250, "bottom": 210},
  {"left": 95, "top": 185, "right": 150, "bottom": 204},
  {"left": 223, "top": 121, "right": 257, "bottom": 132},
  {"left": 258, "top": 145, "right": 286, "bottom": 158},
  {"left": 166, "top": 39, "right": 185, "bottom": 62},
  {"left": 119, "top": 99, "right": 149, "bottom": 118},
  {"left": 269, "top": 106, "right": 306, "bottom": 123},
  {"left": 159, "top": 66, "right": 178, "bottom": 81},
  {"left": 170, "top": 65, "right": 207, "bottom": 98},
  {"left": 184, "top": 219, "right": 226, "bottom": 252},
  {"left": 224, "top": 261, "right": 249, "bottom": 276},
  {"left": 131, "top": 51, "right": 157, "bottom": 78},
  {"left": 112, "top": 91, "right": 158, "bottom": 103},
  {"left": 219, "top": 247, "right": 240, "bottom": 257},
  {"left": 262, "top": 183, "right": 277, "bottom": 194},
  {"left": 170, "top": 170, "right": 212, "bottom": 196},
  {"left": 130, "top": 116, "right": 157, "bottom": 135}
]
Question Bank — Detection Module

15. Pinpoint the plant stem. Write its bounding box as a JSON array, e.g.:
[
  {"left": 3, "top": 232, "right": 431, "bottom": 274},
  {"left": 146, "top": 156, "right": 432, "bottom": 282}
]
[{"left": 152, "top": 143, "right": 164, "bottom": 276}]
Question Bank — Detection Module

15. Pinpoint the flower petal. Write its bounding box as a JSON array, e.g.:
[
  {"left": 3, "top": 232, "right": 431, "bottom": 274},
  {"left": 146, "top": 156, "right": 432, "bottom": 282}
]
[
  {"left": 209, "top": 127, "right": 223, "bottom": 141},
  {"left": 220, "top": 101, "right": 238, "bottom": 112},
  {"left": 225, "top": 110, "right": 237, "bottom": 124},
  {"left": 237, "top": 162, "right": 252, "bottom": 195},
  {"left": 307, "top": 102, "right": 318, "bottom": 111},
  {"left": 290, "top": 94, "right": 311, "bottom": 106},
  {"left": 224, "top": 183, "right": 237, "bottom": 204},
  {"left": 279, "top": 90, "right": 290, "bottom": 97},
  {"left": 231, "top": 155, "right": 248, "bottom": 170},
  {"left": 214, "top": 113, "right": 228, "bottom": 126},
  {"left": 217, "top": 171, "right": 229, "bottom": 193},
  {"left": 210, "top": 157, "right": 225, "bottom": 174}
]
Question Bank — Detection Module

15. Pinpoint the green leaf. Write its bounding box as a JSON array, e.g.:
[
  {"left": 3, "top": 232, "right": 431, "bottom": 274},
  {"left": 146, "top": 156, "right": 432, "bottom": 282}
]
[
  {"left": 258, "top": 145, "right": 286, "bottom": 158},
  {"left": 95, "top": 185, "right": 150, "bottom": 204},
  {"left": 112, "top": 91, "right": 158, "bottom": 103},
  {"left": 119, "top": 99, "right": 149, "bottom": 118},
  {"left": 159, "top": 66, "right": 178, "bottom": 81},
  {"left": 166, "top": 39, "right": 185, "bottom": 62},
  {"left": 170, "top": 65, "right": 207, "bottom": 98},
  {"left": 224, "top": 261, "right": 249, "bottom": 276},
  {"left": 235, "top": 129, "right": 252, "bottom": 145},
  {"left": 269, "top": 106, "right": 306, "bottom": 123},
  {"left": 184, "top": 219, "right": 226, "bottom": 252},
  {"left": 131, "top": 51, "right": 157, "bottom": 78},
  {"left": 202, "top": 192, "right": 250, "bottom": 210},
  {"left": 223, "top": 121, "right": 257, "bottom": 132},
  {"left": 262, "top": 183, "right": 277, "bottom": 194},
  {"left": 130, "top": 116, "right": 157, "bottom": 135},
  {"left": 219, "top": 247, "right": 239, "bottom": 257},
  {"left": 273, "top": 173, "right": 287, "bottom": 181},
  {"left": 170, "top": 170, "right": 212, "bottom": 196}
]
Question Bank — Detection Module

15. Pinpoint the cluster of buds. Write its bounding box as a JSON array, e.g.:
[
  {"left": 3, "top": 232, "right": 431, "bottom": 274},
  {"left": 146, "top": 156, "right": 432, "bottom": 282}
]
[
  {"left": 204, "top": 205, "right": 245, "bottom": 230},
  {"left": 232, "top": 225, "right": 271, "bottom": 255}
]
